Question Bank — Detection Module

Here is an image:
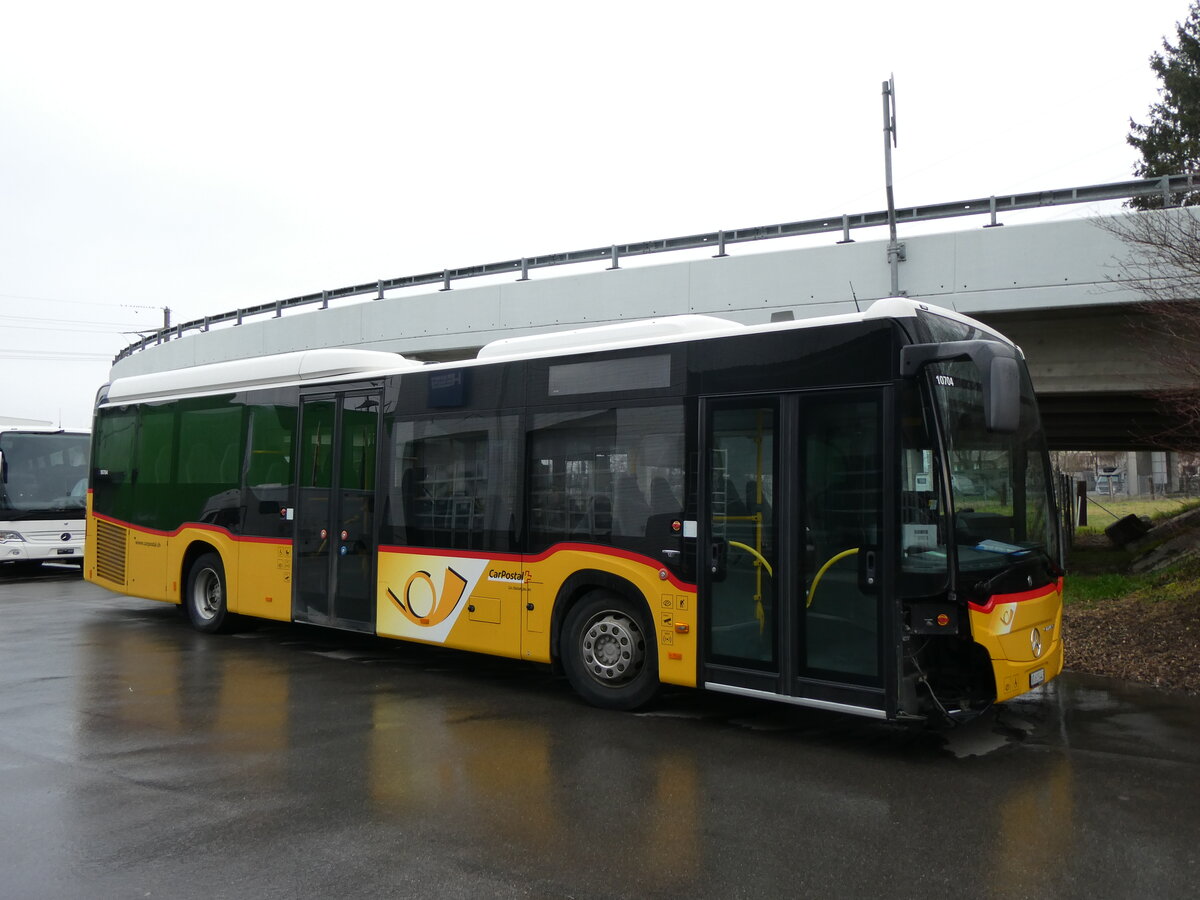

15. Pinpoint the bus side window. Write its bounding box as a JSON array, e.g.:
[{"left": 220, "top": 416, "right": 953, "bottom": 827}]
[
  {"left": 527, "top": 404, "right": 684, "bottom": 553},
  {"left": 385, "top": 414, "right": 518, "bottom": 551}
]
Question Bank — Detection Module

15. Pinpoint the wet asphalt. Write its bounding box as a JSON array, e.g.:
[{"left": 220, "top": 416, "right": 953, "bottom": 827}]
[{"left": 1, "top": 566, "right": 1198, "bottom": 899}]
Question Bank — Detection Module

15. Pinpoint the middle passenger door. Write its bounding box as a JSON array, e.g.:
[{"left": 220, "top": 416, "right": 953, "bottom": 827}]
[
  {"left": 293, "top": 389, "right": 381, "bottom": 632},
  {"left": 700, "top": 389, "right": 891, "bottom": 717}
]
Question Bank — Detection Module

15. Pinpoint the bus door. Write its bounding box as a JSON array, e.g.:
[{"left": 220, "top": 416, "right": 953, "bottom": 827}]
[
  {"left": 293, "top": 390, "right": 381, "bottom": 632},
  {"left": 700, "top": 390, "right": 892, "bottom": 718}
]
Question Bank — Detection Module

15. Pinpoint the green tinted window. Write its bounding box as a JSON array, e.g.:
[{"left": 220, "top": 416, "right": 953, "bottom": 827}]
[
  {"left": 136, "top": 406, "right": 176, "bottom": 485},
  {"left": 91, "top": 408, "right": 137, "bottom": 520},
  {"left": 247, "top": 405, "right": 296, "bottom": 487},
  {"left": 299, "top": 401, "right": 335, "bottom": 489},
  {"left": 340, "top": 404, "right": 377, "bottom": 492},
  {"left": 94, "top": 409, "right": 136, "bottom": 477},
  {"left": 178, "top": 405, "right": 242, "bottom": 485},
  {"left": 130, "top": 404, "right": 177, "bottom": 529}
]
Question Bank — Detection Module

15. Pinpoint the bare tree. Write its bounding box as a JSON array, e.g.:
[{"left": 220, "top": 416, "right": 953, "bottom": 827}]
[{"left": 1097, "top": 208, "right": 1200, "bottom": 448}]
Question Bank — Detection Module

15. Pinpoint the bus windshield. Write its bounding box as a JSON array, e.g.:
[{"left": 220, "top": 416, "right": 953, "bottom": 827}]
[
  {"left": 899, "top": 357, "right": 1061, "bottom": 603},
  {"left": 931, "top": 360, "right": 1060, "bottom": 583},
  {"left": 0, "top": 431, "right": 91, "bottom": 518}
]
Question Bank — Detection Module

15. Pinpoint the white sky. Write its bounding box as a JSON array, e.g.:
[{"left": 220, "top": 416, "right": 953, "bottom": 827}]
[{"left": 0, "top": 0, "right": 1190, "bottom": 428}]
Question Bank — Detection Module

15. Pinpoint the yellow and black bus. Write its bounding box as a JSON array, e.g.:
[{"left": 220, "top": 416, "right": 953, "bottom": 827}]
[{"left": 86, "top": 298, "right": 1063, "bottom": 721}]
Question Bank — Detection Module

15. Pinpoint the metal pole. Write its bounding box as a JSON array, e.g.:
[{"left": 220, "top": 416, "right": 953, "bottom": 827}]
[
  {"left": 883, "top": 77, "right": 903, "bottom": 296},
  {"left": 985, "top": 196, "right": 1004, "bottom": 228}
]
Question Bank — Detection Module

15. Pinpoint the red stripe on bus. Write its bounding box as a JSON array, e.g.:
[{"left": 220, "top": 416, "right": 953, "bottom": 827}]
[
  {"left": 379, "top": 542, "right": 697, "bottom": 591},
  {"left": 90, "top": 513, "right": 291, "bottom": 546},
  {"left": 90, "top": 515, "right": 694, "bottom": 589},
  {"left": 968, "top": 579, "right": 1061, "bottom": 614}
]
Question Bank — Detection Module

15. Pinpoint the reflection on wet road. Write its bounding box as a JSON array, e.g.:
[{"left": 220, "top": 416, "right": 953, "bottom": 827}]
[{"left": 2, "top": 572, "right": 1198, "bottom": 898}]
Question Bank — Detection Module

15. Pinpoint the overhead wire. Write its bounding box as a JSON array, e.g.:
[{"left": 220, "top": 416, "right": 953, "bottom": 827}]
[
  {"left": 0, "top": 311, "right": 154, "bottom": 329},
  {"left": 0, "top": 291, "right": 161, "bottom": 312},
  {"left": 0, "top": 348, "right": 114, "bottom": 361}
]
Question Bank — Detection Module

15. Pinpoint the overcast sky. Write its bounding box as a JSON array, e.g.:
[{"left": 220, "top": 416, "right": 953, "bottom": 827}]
[{"left": 0, "top": 0, "right": 1191, "bottom": 428}]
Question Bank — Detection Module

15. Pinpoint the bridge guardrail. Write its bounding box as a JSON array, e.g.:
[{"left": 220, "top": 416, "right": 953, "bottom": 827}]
[{"left": 115, "top": 173, "right": 1200, "bottom": 363}]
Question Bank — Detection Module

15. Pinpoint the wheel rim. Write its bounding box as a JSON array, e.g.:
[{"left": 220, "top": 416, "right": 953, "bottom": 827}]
[
  {"left": 192, "top": 567, "right": 222, "bottom": 621},
  {"left": 579, "top": 610, "right": 646, "bottom": 686}
]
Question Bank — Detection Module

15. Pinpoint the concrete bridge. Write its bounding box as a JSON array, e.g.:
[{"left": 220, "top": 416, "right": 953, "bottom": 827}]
[{"left": 111, "top": 182, "right": 1200, "bottom": 450}]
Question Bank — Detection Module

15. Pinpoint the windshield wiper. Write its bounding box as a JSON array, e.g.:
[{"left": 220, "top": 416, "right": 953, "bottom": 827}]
[{"left": 971, "top": 550, "right": 1061, "bottom": 597}]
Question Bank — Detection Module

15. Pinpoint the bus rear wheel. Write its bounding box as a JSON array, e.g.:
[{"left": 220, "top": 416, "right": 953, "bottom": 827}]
[
  {"left": 562, "top": 590, "right": 659, "bottom": 710},
  {"left": 185, "top": 552, "right": 232, "bottom": 634}
]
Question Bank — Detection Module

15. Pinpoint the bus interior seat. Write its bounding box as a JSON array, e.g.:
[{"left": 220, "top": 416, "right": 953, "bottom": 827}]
[
  {"left": 613, "top": 474, "right": 651, "bottom": 536},
  {"left": 182, "top": 446, "right": 208, "bottom": 483},
  {"left": 592, "top": 493, "right": 613, "bottom": 537},
  {"left": 218, "top": 445, "right": 238, "bottom": 484},
  {"left": 151, "top": 447, "right": 171, "bottom": 483},
  {"left": 649, "top": 476, "right": 679, "bottom": 515}
]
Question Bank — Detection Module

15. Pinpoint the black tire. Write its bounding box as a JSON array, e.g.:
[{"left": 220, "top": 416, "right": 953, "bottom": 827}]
[
  {"left": 184, "top": 552, "right": 232, "bottom": 634},
  {"left": 561, "top": 590, "right": 659, "bottom": 710}
]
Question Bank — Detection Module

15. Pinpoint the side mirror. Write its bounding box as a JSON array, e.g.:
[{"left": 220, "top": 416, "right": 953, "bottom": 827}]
[
  {"left": 901, "top": 339, "right": 1022, "bottom": 434},
  {"left": 985, "top": 355, "right": 1020, "bottom": 433}
]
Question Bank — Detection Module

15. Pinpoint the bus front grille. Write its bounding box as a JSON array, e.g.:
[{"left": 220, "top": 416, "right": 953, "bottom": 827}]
[{"left": 94, "top": 519, "right": 127, "bottom": 585}]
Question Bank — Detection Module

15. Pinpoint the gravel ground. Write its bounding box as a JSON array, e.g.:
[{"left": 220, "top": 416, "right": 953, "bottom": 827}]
[{"left": 1063, "top": 582, "right": 1200, "bottom": 695}]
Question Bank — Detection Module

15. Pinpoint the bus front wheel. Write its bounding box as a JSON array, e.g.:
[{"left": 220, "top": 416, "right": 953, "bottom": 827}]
[
  {"left": 562, "top": 590, "right": 659, "bottom": 710},
  {"left": 185, "top": 552, "right": 232, "bottom": 634}
]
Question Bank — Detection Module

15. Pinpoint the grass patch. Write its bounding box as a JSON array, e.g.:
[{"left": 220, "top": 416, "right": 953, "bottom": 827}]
[
  {"left": 1075, "top": 497, "right": 1200, "bottom": 536},
  {"left": 1065, "top": 552, "right": 1200, "bottom": 607},
  {"left": 1066, "top": 571, "right": 1152, "bottom": 605}
]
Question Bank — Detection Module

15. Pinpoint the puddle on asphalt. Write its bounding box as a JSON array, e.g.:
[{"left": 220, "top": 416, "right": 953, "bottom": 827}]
[{"left": 940, "top": 711, "right": 1027, "bottom": 758}]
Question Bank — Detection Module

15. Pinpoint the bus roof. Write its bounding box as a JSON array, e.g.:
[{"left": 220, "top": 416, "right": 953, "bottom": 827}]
[{"left": 101, "top": 297, "right": 1009, "bottom": 406}]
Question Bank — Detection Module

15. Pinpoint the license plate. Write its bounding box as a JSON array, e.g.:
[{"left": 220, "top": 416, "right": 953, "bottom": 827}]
[
  {"left": 1029, "top": 667, "right": 1045, "bottom": 688},
  {"left": 56, "top": 548, "right": 74, "bottom": 556}
]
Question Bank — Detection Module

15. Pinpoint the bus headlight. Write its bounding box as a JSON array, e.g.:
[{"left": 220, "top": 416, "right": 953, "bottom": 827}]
[{"left": 0, "top": 530, "right": 27, "bottom": 543}]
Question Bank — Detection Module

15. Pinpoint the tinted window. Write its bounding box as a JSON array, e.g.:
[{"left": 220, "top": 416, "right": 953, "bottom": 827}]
[
  {"left": 91, "top": 408, "right": 137, "bottom": 521},
  {"left": 386, "top": 413, "right": 520, "bottom": 551},
  {"left": 243, "top": 403, "right": 296, "bottom": 537},
  {"left": 130, "top": 405, "right": 177, "bottom": 529},
  {"left": 246, "top": 405, "right": 295, "bottom": 488},
  {"left": 549, "top": 355, "right": 671, "bottom": 396},
  {"left": 178, "top": 406, "right": 242, "bottom": 485},
  {"left": 528, "top": 405, "right": 684, "bottom": 553}
]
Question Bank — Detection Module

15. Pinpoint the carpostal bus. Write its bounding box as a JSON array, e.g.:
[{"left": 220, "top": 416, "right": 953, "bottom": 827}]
[
  {"left": 85, "top": 298, "right": 1063, "bottom": 721},
  {"left": 1, "top": 424, "right": 90, "bottom": 568}
]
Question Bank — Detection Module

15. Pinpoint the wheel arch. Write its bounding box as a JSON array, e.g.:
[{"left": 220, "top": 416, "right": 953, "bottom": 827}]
[
  {"left": 549, "top": 569, "right": 652, "bottom": 670},
  {"left": 179, "top": 540, "right": 222, "bottom": 603}
]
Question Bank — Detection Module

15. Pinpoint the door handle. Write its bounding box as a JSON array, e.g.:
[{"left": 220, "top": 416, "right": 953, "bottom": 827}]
[
  {"left": 859, "top": 547, "right": 879, "bottom": 592},
  {"left": 710, "top": 539, "right": 727, "bottom": 580}
]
